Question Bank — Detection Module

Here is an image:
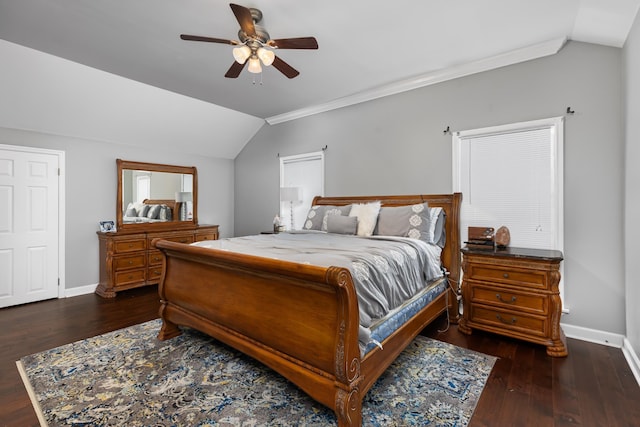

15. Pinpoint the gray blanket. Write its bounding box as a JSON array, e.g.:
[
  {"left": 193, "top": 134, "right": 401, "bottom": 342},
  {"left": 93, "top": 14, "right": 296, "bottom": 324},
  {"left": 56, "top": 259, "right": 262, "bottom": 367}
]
[{"left": 192, "top": 232, "right": 443, "bottom": 330}]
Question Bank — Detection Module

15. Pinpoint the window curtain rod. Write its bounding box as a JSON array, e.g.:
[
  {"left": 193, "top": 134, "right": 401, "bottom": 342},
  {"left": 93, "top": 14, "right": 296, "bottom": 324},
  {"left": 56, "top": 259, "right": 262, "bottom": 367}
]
[{"left": 277, "top": 145, "right": 327, "bottom": 158}]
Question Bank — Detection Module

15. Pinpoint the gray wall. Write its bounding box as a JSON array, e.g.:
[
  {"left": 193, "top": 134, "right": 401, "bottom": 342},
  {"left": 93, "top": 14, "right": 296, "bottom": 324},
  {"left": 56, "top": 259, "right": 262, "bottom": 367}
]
[
  {"left": 0, "top": 127, "right": 234, "bottom": 291},
  {"left": 624, "top": 13, "right": 640, "bottom": 357},
  {"left": 235, "top": 41, "right": 625, "bottom": 335}
]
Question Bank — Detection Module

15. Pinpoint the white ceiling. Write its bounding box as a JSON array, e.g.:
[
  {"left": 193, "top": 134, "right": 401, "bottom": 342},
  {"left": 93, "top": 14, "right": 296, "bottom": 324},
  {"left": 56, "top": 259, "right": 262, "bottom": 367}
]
[{"left": 0, "top": 0, "right": 639, "bottom": 122}]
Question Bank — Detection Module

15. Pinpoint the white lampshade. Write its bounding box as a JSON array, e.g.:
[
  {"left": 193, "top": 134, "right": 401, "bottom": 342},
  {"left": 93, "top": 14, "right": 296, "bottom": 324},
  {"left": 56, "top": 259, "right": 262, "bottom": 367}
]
[
  {"left": 247, "top": 56, "right": 262, "bottom": 74},
  {"left": 257, "top": 47, "right": 275, "bottom": 66},
  {"left": 232, "top": 45, "right": 251, "bottom": 64},
  {"left": 175, "top": 192, "right": 192, "bottom": 202},
  {"left": 280, "top": 187, "right": 302, "bottom": 202}
]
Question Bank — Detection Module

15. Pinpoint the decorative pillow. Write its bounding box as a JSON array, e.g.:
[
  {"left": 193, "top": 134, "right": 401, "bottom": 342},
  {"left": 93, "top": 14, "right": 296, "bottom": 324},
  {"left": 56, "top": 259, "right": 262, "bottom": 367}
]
[
  {"left": 321, "top": 206, "right": 352, "bottom": 231},
  {"left": 146, "top": 204, "right": 161, "bottom": 219},
  {"left": 429, "top": 207, "right": 446, "bottom": 247},
  {"left": 303, "top": 205, "right": 351, "bottom": 231},
  {"left": 376, "top": 203, "right": 430, "bottom": 239},
  {"left": 326, "top": 215, "right": 358, "bottom": 235},
  {"left": 348, "top": 201, "right": 381, "bottom": 237}
]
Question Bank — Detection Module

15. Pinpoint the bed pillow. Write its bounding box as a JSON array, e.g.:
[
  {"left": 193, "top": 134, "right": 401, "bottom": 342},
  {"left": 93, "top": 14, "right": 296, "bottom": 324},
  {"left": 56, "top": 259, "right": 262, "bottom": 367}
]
[
  {"left": 376, "top": 203, "right": 429, "bottom": 239},
  {"left": 326, "top": 215, "right": 358, "bottom": 235},
  {"left": 321, "top": 206, "right": 352, "bottom": 231},
  {"left": 375, "top": 202, "right": 445, "bottom": 245},
  {"left": 136, "top": 204, "right": 150, "bottom": 218},
  {"left": 349, "top": 201, "right": 381, "bottom": 237},
  {"left": 303, "top": 205, "right": 351, "bottom": 231}
]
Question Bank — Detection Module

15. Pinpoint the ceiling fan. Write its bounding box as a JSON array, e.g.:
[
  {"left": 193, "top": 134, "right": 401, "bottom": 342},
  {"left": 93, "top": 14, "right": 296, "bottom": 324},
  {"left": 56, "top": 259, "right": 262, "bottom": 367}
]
[{"left": 180, "top": 3, "right": 318, "bottom": 79}]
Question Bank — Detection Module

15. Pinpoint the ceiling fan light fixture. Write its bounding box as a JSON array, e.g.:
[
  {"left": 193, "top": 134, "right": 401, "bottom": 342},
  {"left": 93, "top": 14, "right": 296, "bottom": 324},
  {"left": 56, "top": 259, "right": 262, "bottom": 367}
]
[
  {"left": 257, "top": 47, "right": 275, "bottom": 66},
  {"left": 247, "top": 56, "right": 262, "bottom": 73},
  {"left": 232, "top": 45, "right": 251, "bottom": 64}
]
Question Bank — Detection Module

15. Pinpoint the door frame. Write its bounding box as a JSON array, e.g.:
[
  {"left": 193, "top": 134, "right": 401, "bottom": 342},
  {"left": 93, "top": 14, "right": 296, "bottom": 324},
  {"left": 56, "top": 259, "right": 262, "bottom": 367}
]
[{"left": 0, "top": 143, "right": 65, "bottom": 299}]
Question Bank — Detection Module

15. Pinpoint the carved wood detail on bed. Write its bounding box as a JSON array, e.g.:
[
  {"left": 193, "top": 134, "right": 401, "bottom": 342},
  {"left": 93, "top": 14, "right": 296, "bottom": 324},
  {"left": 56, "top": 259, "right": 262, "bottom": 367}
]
[{"left": 154, "top": 193, "right": 461, "bottom": 426}]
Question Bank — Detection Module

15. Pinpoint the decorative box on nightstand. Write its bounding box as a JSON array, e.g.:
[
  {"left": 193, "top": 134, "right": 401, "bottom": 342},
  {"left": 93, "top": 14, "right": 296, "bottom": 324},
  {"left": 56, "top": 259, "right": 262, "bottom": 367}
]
[{"left": 458, "top": 246, "right": 567, "bottom": 357}]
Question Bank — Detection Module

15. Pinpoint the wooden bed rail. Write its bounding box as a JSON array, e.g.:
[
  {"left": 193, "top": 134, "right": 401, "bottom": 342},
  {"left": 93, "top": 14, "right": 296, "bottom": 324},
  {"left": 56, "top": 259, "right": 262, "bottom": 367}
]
[{"left": 154, "top": 239, "right": 364, "bottom": 424}]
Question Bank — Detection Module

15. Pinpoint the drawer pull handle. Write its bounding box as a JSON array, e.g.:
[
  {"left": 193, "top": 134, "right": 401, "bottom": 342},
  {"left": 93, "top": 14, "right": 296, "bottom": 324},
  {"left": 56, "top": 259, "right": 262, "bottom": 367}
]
[
  {"left": 128, "top": 275, "right": 133, "bottom": 279},
  {"left": 180, "top": 239, "right": 187, "bottom": 243},
  {"left": 496, "top": 293, "right": 517, "bottom": 303},
  {"left": 128, "top": 261, "right": 133, "bottom": 265},
  {"left": 496, "top": 314, "right": 517, "bottom": 324},
  {"left": 503, "top": 273, "right": 510, "bottom": 278},
  {"left": 128, "top": 244, "right": 134, "bottom": 248}
]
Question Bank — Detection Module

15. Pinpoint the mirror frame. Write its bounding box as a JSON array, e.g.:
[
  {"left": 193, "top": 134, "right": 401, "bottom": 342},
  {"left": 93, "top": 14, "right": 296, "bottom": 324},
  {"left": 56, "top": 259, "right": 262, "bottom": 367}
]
[{"left": 116, "top": 159, "right": 198, "bottom": 231}]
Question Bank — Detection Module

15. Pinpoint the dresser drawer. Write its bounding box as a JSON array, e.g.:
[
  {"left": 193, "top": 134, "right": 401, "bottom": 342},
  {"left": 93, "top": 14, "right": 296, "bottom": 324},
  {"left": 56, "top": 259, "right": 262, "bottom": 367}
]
[
  {"left": 471, "top": 285, "right": 548, "bottom": 315},
  {"left": 148, "top": 250, "right": 164, "bottom": 266},
  {"left": 113, "top": 238, "right": 146, "bottom": 254},
  {"left": 114, "top": 269, "right": 146, "bottom": 287},
  {"left": 113, "top": 254, "right": 146, "bottom": 271},
  {"left": 466, "top": 264, "right": 547, "bottom": 290},
  {"left": 148, "top": 233, "right": 194, "bottom": 246},
  {"left": 147, "top": 265, "right": 164, "bottom": 281},
  {"left": 195, "top": 232, "right": 218, "bottom": 241},
  {"left": 469, "top": 305, "right": 547, "bottom": 337}
]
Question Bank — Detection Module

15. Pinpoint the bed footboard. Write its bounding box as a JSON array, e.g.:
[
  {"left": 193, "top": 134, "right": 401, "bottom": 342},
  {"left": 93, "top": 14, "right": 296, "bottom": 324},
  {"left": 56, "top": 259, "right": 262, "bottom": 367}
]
[{"left": 154, "top": 239, "right": 364, "bottom": 426}]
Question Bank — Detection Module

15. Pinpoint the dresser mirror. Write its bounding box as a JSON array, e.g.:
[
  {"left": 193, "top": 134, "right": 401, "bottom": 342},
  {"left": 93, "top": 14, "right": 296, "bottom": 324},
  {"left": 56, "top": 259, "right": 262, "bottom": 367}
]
[{"left": 116, "top": 159, "right": 198, "bottom": 231}]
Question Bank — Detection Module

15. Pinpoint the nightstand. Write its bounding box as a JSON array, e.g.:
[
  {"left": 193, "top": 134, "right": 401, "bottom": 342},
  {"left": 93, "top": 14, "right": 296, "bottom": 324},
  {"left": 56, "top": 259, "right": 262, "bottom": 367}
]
[{"left": 458, "top": 246, "right": 567, "bottom": 357}]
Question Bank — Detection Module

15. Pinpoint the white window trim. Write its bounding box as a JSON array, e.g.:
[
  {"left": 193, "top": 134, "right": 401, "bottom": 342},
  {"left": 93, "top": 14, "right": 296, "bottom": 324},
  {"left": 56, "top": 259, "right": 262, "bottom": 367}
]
[{"left": 279, "top": 151, "right": 325, "bottom": 229}]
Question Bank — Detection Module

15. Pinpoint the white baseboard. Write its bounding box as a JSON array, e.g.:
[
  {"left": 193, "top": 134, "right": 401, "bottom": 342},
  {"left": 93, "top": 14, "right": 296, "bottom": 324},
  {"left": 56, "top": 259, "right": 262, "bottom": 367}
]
[
  {"left": 561, "top": 322, "right": 625, "bottom": 348},
  {"left": 622, "top": 338, "right": 640, "bottom": 386},
  {"left": 64, "top": 283, "right": 97, "bottom": 298},
  {"left": 562, "top": 322, "right": 640, "bottom": 387}
]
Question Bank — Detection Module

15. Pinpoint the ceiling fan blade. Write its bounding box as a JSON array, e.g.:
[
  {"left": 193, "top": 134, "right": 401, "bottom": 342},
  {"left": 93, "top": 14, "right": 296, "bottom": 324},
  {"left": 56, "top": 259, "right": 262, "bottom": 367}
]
[
  {"left": 272, "top": 56, "right": 300, "bottom": 79},
  {"left": 225, "top": 61, "right": 246, "bottom": 78},
  {"left": 230, "top": 3, "right": 256, "bottom": 37},
  {"left": 180, "top": 34, "right": 238, "bottom": 45},
  {"left": 268, "top": 37, "right": 318, "bottom": 50}
]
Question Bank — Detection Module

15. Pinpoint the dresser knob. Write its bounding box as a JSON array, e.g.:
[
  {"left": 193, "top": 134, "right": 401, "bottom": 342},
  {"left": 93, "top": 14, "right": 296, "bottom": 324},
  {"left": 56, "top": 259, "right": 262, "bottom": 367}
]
[
  {"left": 496, "top": 314, "right": 517, "bottom": 324},
  {"left": 496, "top": 293, "right": 517, "bottom": 303},
  {"left": 503, "top": 273, "right": 509, "bottom": 278}
]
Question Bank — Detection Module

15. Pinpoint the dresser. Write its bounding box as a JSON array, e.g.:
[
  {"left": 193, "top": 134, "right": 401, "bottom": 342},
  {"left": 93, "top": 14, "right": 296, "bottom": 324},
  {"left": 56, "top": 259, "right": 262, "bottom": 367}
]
[
  {"left": 458, "top": 246, "right": 567, "bottom": 357},
  {"left": 96, "top": 224, "right": 218, "bottom": 298}
]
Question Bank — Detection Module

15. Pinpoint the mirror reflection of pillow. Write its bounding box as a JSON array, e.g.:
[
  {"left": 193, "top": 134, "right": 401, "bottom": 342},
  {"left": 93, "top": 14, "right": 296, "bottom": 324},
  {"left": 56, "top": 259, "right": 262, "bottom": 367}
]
[
  {"left": 147, "top": 204, "right": 161, "bottom": 219},
  {"left": 124, "top": 203, "right": 137, "bottom": 217}
]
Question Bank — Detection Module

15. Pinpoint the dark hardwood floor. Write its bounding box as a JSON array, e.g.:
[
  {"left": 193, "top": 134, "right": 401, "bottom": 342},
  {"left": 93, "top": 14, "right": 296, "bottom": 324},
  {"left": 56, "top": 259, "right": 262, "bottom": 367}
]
[{"left": 1, "top": 286, "right": 639, "bottom": 426}]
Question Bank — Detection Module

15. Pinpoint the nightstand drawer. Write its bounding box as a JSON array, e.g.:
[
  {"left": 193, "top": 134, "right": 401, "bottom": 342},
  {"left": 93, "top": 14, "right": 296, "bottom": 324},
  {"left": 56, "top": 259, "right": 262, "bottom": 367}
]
[
  {"left": 471, "top": 285, "right": 548, "bottom": 315},
  {"left": 466, "top": 264, "right": 547, "bottom": 290},
  {"left": 113, "top": 254, "right": 146, "bottom": 271},
  {"left": 470, "top": 305, "right": 547, "bottom": 337}
]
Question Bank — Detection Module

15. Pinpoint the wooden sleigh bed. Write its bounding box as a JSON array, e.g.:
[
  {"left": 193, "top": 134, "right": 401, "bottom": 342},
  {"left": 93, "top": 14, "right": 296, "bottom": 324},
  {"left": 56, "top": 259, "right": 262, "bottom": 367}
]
[{"left": 153, "top": 193, "right": 462, "bottom": 426}]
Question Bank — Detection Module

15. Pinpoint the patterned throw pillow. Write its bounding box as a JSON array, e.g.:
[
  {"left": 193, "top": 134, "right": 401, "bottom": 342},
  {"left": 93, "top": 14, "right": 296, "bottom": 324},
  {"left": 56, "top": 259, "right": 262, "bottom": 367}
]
[
  {"left": 303, "top": 205, "right": 351, "bottom": 231},
  {"left": 375, "top": 203, "right": 445, "bottom": 245}
]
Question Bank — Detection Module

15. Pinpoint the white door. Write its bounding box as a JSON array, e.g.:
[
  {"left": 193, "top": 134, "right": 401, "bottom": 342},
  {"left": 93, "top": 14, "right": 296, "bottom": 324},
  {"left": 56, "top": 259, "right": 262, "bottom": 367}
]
[{"left": 0, "top": 145, "right": 60, "bottom": 307}]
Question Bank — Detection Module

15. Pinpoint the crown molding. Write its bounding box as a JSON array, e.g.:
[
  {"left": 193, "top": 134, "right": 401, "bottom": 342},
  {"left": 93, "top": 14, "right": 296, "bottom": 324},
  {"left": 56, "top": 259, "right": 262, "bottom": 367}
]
[{"left": 266, "top": 37, "right": 568, "bottom": 125}]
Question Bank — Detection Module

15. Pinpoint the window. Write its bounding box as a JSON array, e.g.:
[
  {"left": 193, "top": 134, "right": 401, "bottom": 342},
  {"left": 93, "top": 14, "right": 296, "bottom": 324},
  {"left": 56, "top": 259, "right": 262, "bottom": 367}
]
[
  {"left": 279, "top": 151, "right": 324, "bottom": 230},
  {"left": 453, "top": 117, "right": 564, "bottom": 297}
]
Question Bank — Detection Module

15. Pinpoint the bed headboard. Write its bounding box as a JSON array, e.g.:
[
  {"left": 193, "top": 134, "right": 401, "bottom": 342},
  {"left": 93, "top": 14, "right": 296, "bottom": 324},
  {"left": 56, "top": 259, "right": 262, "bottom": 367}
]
[{"left": 311, "top": 193, "right": 462, "bottom": 307}]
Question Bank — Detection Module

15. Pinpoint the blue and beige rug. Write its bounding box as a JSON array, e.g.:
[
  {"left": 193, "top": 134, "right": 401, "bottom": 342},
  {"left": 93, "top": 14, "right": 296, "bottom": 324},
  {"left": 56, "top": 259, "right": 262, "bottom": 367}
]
[{"left": 17, "top": 319, "right": 496, "bottom": 426}]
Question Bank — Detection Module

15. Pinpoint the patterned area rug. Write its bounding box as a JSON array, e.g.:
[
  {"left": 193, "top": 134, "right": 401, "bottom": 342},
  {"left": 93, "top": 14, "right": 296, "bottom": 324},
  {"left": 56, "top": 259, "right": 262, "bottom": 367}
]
[{"left": 17, "top": 319, "right": 496, "bottom": 426}]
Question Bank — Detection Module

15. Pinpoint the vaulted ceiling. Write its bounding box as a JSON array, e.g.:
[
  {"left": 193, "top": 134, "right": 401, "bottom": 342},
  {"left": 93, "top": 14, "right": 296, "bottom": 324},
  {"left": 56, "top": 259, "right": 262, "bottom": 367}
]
[{"left": 1, "top": 1, "right": 639, "bottom": 156}]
